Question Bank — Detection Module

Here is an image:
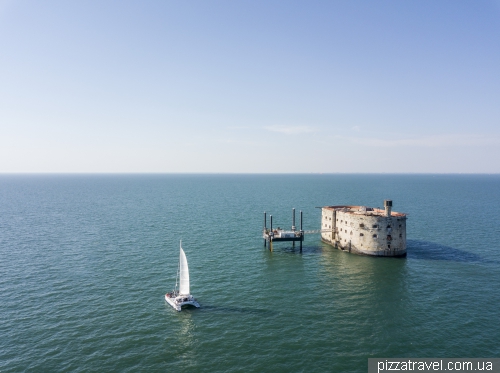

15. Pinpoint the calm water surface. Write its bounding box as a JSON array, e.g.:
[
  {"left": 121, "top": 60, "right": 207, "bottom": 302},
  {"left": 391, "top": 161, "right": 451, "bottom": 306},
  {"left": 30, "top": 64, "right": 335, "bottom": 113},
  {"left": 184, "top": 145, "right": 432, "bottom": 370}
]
[{"left": 1, "top": 174, "right": 499, "bottom": 372}]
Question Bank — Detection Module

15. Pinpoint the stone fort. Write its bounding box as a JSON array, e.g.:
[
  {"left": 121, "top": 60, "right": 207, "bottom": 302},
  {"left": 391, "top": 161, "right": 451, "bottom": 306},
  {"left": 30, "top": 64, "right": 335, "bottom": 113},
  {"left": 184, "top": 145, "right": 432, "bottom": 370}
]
[{"left": 321, "top": 200, "right": 407, "bottom": 257}]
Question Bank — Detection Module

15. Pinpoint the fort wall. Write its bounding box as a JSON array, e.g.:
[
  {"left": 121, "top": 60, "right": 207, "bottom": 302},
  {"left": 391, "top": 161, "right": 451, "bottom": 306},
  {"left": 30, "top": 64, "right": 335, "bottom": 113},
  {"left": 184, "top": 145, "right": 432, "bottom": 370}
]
[{"left": 321, "top": 200, "right": 407, "bottom": 257}]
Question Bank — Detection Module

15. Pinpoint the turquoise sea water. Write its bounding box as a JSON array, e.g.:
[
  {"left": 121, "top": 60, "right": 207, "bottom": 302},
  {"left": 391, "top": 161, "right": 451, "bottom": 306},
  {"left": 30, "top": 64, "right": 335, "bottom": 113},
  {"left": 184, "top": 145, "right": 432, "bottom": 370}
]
[{"left": 1, "top": 174, "right": 499, "bottom": 372}]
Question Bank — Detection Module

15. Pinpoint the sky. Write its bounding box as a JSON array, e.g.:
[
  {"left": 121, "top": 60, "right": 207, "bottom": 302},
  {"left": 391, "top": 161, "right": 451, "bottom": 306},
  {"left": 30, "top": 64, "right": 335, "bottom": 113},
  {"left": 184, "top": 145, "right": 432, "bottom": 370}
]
[{"left": 0, "top": 0, "right": 499, "bottom": 173}]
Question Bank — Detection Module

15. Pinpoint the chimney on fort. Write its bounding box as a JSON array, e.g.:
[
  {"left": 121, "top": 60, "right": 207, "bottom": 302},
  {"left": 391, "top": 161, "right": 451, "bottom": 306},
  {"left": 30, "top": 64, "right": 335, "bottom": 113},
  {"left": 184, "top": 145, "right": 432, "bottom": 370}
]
[{"left": 384, "top": 200, "right": 392, "bottom": 217}]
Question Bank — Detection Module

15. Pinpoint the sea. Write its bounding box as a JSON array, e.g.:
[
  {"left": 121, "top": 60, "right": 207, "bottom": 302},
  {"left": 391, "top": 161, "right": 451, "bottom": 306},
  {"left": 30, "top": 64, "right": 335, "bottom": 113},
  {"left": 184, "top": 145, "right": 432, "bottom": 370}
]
[{"left": 1, "top": 174, "right": 499, "bottom": 373}]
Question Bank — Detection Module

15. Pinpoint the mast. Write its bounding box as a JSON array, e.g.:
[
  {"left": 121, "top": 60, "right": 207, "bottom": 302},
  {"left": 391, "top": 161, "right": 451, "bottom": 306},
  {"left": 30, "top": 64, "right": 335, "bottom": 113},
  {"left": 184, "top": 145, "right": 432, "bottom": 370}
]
[{"left": 174, "top": 240, "right": 181, "bottom": 292}]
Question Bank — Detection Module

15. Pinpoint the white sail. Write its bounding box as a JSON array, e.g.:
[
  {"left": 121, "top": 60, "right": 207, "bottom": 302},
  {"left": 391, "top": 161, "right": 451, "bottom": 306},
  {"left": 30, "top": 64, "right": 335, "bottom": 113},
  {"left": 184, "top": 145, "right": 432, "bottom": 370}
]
[{"left": 179, "top": 246, "right": 190, "bottom": 295}]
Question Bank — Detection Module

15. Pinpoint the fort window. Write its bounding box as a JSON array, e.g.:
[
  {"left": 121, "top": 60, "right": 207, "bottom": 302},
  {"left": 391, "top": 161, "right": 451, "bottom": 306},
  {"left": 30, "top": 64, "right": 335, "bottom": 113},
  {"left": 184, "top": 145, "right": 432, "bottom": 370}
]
[
  {"left": 360, "top": 233, "right": 364, "bottom": 236},
  {"left": 373, "top": 234, "right": 377, "bottom": 238},
  {"left": 359, "top": 223, "right": 364, "bottom": 228},
  {"left": 387, "top": 235, "right": 392, "bottom": 241},
  {"left": 399, "top": 234, "right": 402, "bottom": 238},
  {"left": 388, "top": 244, "right": 391, "bottom": 249},
  {"left": 399, "top": 224, "right": 402, "bottom": 228},
  {"left": 387, "top": 225, "right": 391, "bottom": 228},
  {"left": 372, "top": 224, "right": 378, "bottom": 228}
]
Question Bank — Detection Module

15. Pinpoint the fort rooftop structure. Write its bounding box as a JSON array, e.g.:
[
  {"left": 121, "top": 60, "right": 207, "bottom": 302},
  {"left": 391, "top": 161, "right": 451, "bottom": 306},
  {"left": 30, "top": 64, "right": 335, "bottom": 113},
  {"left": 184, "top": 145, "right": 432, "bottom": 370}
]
[{"left": 321, "top": 200, "right": 407, "bottom": 257}]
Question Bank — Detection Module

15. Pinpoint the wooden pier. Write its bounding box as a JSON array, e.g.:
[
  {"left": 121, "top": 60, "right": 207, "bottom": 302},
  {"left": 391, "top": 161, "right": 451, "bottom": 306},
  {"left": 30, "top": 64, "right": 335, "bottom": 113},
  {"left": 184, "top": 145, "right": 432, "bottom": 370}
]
[{"left": 263, "top": 208, "right": 304, "bottom": 251}]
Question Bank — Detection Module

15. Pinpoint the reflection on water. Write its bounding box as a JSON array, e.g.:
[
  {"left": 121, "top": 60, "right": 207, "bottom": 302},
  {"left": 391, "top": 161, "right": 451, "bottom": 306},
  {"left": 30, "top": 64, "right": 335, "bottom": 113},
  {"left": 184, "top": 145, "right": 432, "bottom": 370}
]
[
  {"left": 317, "top": 242, "right": 411, "bottom": 351},
  {"left": 267, "top": 243, "right": 324, "bottom": 255},
  {"left": 163, "top": 308, "right": 197, "bottom": 368},
  {"left": 318, "top": 242, "right": 408, "bottom": 291}
]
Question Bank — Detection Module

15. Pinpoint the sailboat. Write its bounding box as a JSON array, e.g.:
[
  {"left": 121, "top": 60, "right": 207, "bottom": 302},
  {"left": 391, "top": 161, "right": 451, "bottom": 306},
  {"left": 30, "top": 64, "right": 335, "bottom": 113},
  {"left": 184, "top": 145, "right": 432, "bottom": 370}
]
[{"left": 165, "top": 240, "right": 200, "bottom": 311}]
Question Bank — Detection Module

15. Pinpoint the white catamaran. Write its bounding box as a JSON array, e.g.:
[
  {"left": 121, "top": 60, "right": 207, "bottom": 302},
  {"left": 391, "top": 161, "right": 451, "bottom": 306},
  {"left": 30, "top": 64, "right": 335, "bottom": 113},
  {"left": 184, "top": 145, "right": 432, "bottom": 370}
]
[{"left": 165, "top": 241, "right": 200, "bottom": 311}]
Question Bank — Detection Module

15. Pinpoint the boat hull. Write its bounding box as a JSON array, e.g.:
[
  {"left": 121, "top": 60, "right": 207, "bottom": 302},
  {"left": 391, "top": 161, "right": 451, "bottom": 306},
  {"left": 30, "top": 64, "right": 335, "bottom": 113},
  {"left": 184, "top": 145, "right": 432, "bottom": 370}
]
[{"left": 165, "top": 293, "right": 200, "bottom": 311}]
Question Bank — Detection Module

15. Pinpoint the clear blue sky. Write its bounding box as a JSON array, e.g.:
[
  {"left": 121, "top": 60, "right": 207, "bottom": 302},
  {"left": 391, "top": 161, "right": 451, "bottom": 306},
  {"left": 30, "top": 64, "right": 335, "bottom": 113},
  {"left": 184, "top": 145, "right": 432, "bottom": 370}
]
[{"left": 1, "top": 0, "right": 499, "bottom": 173}]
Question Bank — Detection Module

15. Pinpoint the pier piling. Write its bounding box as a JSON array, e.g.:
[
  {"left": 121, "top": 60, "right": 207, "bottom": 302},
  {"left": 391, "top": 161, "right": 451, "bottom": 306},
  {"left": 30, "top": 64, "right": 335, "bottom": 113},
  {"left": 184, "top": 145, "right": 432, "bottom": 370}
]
[
  {"left": 300, "top": 210, "right": 303, "bottom": 251},
  {"left": 263, "top": 212, "right": 267, "bottom": 247}
]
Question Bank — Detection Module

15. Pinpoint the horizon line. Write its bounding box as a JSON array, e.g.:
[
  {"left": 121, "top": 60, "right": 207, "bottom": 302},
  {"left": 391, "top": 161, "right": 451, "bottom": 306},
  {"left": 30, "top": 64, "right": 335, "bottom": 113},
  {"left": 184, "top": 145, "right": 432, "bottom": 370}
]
[{"left": 1, "top": 172, "right": 499, "bottom": 176}]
